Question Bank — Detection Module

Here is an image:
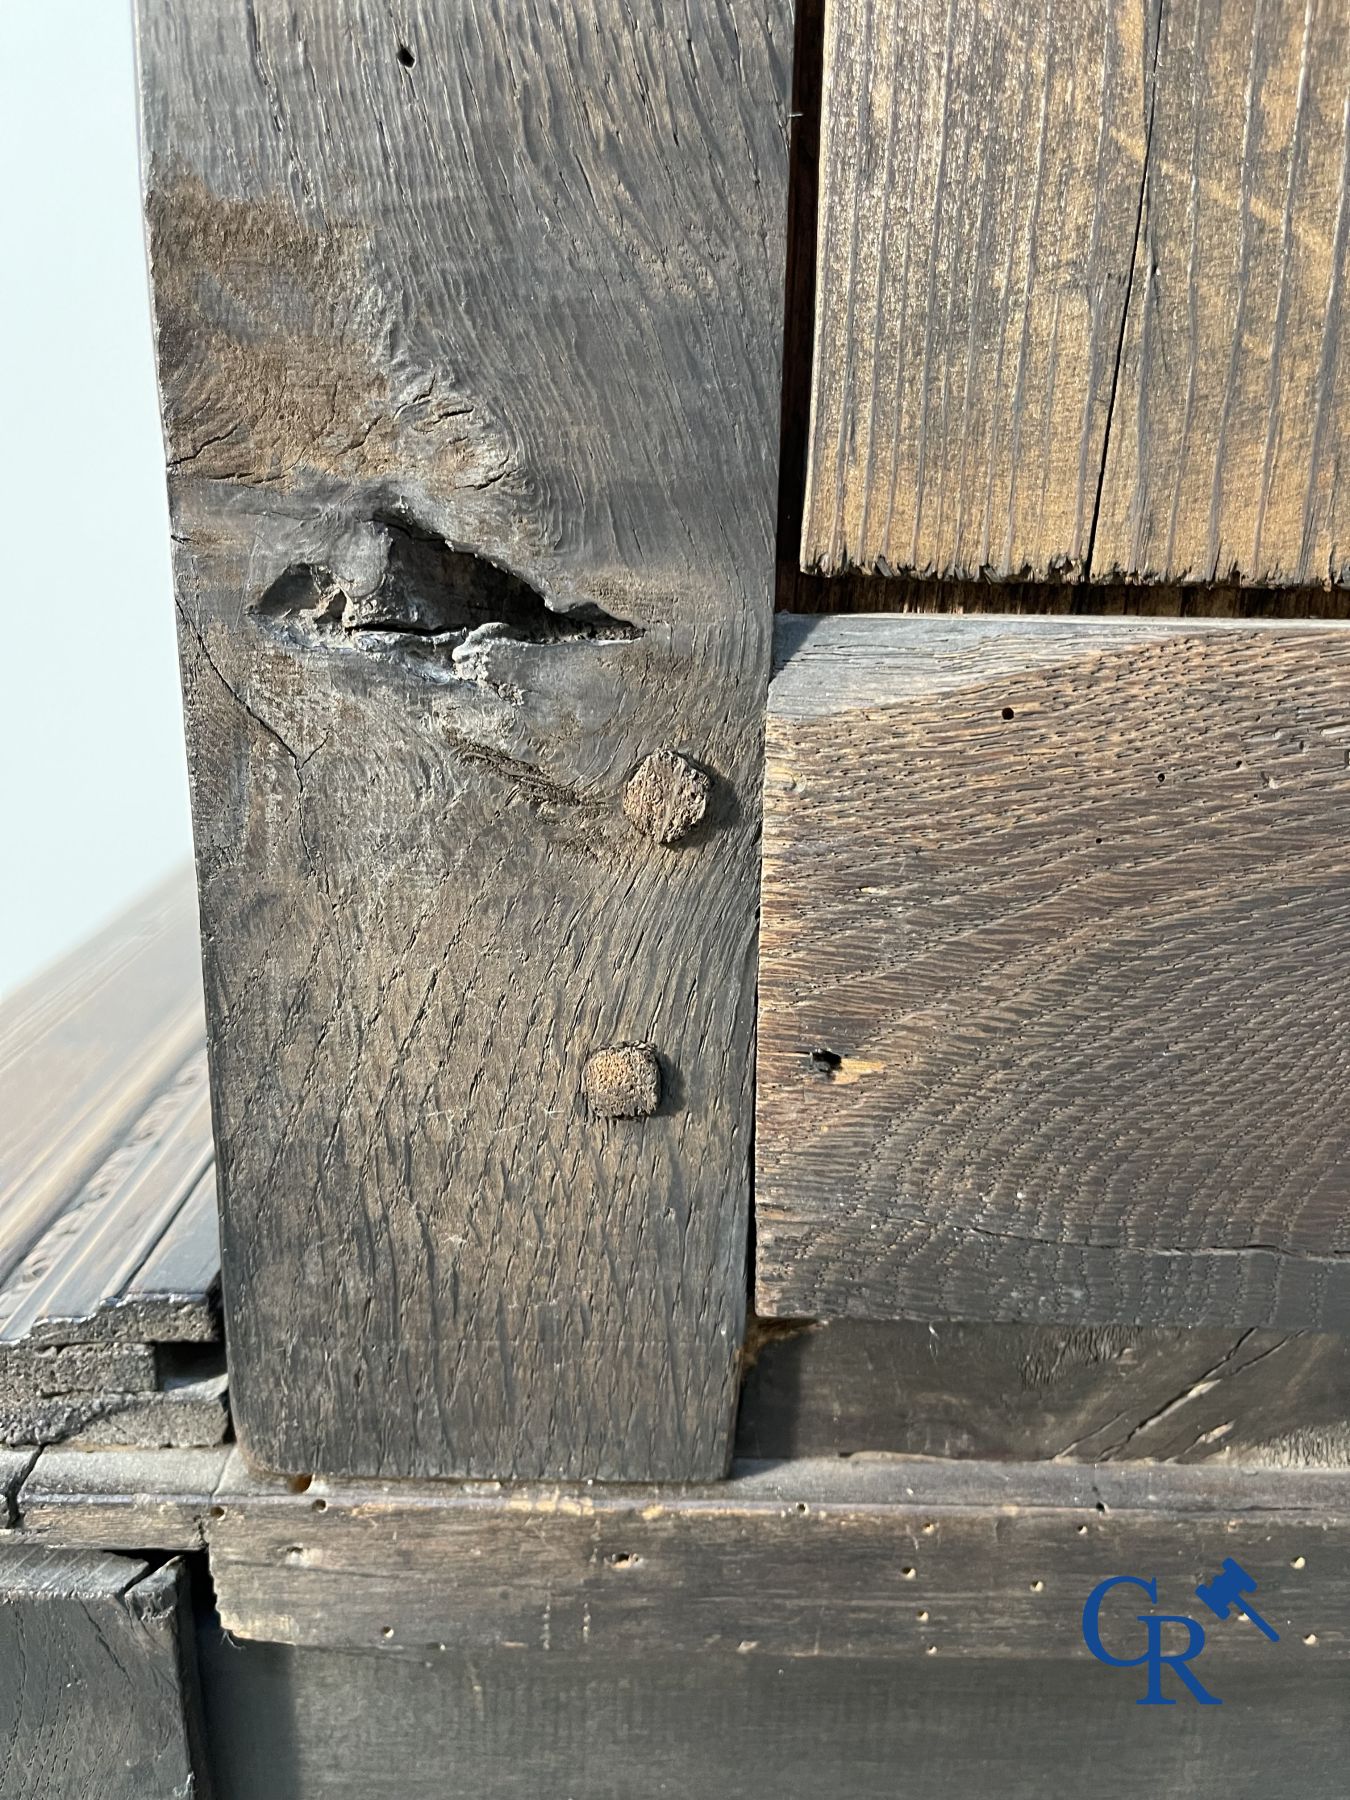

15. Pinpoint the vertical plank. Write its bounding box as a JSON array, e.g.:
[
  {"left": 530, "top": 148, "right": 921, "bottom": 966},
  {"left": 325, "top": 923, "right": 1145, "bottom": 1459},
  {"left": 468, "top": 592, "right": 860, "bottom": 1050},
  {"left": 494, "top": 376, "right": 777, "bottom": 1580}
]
[
  {"left": 0, "top": 1548, "right": 206, "bottom": 1799},
  {"left": 802, "top": 0, "right": 1349, "bottom": 587},
  {"left": 1094, "top": 0, "right": 1350, "bottom": 584},
  {"left": 137, "top": 2, "right": 791, "bottom": 1478},
  {"left": 0, "top": 868, "right": 203, "bottom": 1289},
  {"left": 804, "top": 0, "right": 1149, "bottom": 579}
]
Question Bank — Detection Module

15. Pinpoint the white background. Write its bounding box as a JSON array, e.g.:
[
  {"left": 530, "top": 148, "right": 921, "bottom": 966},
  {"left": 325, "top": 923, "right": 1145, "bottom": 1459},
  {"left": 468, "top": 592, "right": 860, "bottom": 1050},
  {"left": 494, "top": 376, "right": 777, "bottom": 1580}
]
[{"left": 0, "top": 2, "right": 193, "bottom": 997}]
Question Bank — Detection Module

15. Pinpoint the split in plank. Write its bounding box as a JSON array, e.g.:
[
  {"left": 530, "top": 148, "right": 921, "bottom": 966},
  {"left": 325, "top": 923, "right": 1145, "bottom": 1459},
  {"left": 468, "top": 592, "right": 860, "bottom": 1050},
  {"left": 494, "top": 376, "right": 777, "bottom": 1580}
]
[
  {"left": 802, "top": 0, "right": 1350, "bottom": 586},
  {"left": 736, "top": 1320, "right": 1350, "bottom": 1465}
]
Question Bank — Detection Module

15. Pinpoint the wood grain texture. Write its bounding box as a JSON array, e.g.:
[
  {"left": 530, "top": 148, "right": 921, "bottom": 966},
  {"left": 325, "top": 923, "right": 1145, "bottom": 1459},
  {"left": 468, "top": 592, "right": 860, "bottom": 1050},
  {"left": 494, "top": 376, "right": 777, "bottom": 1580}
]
[
  {"left": 1094, "top": 0, "right": 1350, "bottom": 584},
  {"left": 137, "top": 0, "right": 791, "bottom": 1481},
  {"left": 737, "top": 1320, "right": 1350, "bottom": 1463},
  {"left": 197, "top": 1633, "right": 1350, "bottom": 1800},
  {"left": 15, "top": 1446, "right": 231, "bottom": 1552},
  {"left": 207, "top": 1449, "right": 1350, "bottom": 1655},
  {"left": 0, "top": 1449, "right": 38, "bottom": 1529},
  {"left": 0, "top": 1549, "right": 205, "bottom": 1799},
  {"left": 0, "top": 867, "right": 204, "bottom": 1291},
  {"left": 757, "top": 614, "right": 1350, "bottom": 1327},
  {"left": 3, "top": 1055, "right": 214, "bottom": 1349},
  {"left": 802, "top": 0, "right": 1350, "bottom": 586}
]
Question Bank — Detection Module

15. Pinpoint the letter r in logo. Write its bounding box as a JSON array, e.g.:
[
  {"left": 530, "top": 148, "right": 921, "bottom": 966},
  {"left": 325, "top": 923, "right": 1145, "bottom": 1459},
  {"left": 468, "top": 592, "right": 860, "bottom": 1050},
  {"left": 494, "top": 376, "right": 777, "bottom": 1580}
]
[{"left": 1082, "top": 1575, "right": 1222, "bottom": 1706}]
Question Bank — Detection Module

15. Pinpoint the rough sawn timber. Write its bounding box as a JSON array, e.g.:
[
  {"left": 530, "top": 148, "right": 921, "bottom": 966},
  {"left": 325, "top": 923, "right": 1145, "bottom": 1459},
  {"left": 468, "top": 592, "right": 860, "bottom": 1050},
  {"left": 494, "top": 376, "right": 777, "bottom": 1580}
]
[
  {"left": 207, "top": 1450, "right": 1350, "bottom": 1657},
  {"left": 735, "top": 1319, "right": 1350, "bottom": 1465},
  {"left": 802, "top": 0, "right": 1350, "bottom": 587},
  {"left": 0, "top": 1548, "right": 205, "bottom": 1799},
  {"left": 137, "top": 2, "right": 791, "bottom": 1480},
  {"left": 756, "top": 614, "right": 1350, "bottom": 1328}
]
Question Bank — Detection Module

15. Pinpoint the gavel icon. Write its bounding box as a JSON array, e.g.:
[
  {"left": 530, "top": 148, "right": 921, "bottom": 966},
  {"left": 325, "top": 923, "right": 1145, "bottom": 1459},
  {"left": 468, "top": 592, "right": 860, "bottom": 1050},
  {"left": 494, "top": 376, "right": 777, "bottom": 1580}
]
[{"left": 1194, "top": 1558, "right": 1280, "bottom": 1643}]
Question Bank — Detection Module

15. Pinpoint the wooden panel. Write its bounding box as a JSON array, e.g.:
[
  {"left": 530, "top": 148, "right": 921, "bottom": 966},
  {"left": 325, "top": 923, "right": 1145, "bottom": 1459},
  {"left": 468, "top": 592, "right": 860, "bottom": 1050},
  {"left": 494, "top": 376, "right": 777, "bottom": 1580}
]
[
  {"left": 756, "top": 614, "right": 1350, "bottom": 1327},
  {"left": 3, "top": 1055, "right": 213, "bottom": 1348},
  {"left": 0, "top": 867, "right": 204, "bottom": 1289},
  {"left": 0, "top": 1548, "right": 204, "bottom": 1799},
  {"left": 198, "top": 1636, "right": 1350, "bottom": 1800},
  {"left": 1095, "top": 0, "right": 1350, "bottom": 584},
  {"left": 208, "top": 1449, "right": 1349, "bottom": 1655},
  {"left": 137, "top": 0, "right": 790, "bottom": 1481},
  {"left": 802, "top": 0, "right": 1350, "bottom": 587},
  {"left": 736, "top": 1320, "right": 1350, "bottom": 1464},
  {"left": 15, "top": 1446, "right": 230, "bottom": 1552},
  {"left": 0, "top": 1449, "right": 38, "bottom": 1529},
  {"left": 119, "top": 1168, "right": 220, "bottom": 1342}
]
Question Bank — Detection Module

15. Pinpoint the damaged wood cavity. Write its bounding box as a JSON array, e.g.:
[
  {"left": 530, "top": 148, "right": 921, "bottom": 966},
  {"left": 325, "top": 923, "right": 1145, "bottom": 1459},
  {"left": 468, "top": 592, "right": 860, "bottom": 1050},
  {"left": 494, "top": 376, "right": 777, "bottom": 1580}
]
[{"left": 254, "top": 509, "right": 642, "bottom": 690}]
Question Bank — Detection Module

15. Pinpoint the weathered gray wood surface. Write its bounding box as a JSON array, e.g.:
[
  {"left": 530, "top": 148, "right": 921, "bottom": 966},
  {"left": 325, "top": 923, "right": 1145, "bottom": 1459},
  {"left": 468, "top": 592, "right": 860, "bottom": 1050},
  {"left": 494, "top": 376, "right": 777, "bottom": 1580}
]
[
  {"left": 138, "top": 0, "right": 791, "bottom": 1481},
  {"left": 802, "top": 0, "right": 1350, "bottom": 586},
  {"left": 0, "top": 880, "right": 223, "bottom": 1449},
  {"left": 14, "top": 1446, "right": 231, "bottom": 1552},
  {"left": 0, "top": 1548, "right": 205, "bottom": 1799},
  {"left": 206, "top": 1450, "right": 1350, "bottom": 1655},
  {"left": 757, "top": 614, "right": 1350, "bottom": 1328},
  {"left": 737, "top": 1320, "right": 1350, "bottom": 1464},
  {"left": 0, "top": 867, "right": 204, "bottom": 1291},
  {"left": 0, "top": 1448, "right": 37, "bottom": 1528},
  {"left": 2, "top": 1055, "right": 215, "bottom": 1350},
  {"left": 197, "top": 1634, "right": 1349, "bottom": 1799}
]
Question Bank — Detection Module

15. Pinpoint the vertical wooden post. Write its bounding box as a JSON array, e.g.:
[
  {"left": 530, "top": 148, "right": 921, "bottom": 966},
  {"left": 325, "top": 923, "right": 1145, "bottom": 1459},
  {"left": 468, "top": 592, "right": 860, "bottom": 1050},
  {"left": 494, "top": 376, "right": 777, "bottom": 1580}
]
[
  {"left": 137, "top": 2, "right": 791, "bottom": 1479},
  {"left": 0, "top": 1549, "right": 207, "bottom": 1798}
]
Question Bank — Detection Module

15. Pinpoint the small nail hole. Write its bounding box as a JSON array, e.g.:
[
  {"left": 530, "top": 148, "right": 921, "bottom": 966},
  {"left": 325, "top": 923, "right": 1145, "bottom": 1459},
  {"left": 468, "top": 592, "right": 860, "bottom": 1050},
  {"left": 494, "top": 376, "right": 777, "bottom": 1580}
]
[
  {"left": 382, "top": 1626, "right": 395, "bottom": 1639},
  {"left": 311, "top": 1497, "right": 328, "bottom": 1513},
  {"left": 808, "top": 1048, "right": 842, "bottom": 1077},
  {"left": 397, "top": 43, "right": 415, "bottom": 67},
  {"left": 1001, "top": 706, "right": 1015, "bottom": 720},
  {"left": 1291, "top": 1556, "right": 1306, "bottom": 1570}
]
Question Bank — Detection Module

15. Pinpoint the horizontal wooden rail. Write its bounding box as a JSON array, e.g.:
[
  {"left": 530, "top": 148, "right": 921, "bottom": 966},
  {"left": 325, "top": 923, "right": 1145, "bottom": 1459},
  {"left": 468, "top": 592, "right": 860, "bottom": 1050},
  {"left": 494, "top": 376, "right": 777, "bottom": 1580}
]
[{"left": 758, "top": 613, "right": 1350, "bottom": 1330}]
